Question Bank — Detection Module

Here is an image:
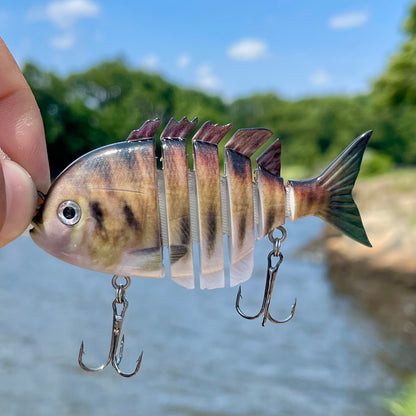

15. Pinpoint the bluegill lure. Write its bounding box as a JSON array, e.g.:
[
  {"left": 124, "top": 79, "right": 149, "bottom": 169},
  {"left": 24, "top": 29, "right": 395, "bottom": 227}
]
[{"left": 31, "top": 117, "right": 372, "bottom": 376}]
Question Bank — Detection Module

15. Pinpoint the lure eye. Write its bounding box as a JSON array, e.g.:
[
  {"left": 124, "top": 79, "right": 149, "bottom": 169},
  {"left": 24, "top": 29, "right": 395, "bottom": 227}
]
[{"left": 57, "top": 201, "right": 81, "bottom": 226}]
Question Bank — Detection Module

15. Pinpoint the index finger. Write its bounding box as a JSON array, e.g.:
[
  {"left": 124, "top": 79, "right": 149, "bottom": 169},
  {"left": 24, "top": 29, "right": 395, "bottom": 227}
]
[{"left": 0, "top": 37, "right": 50, "bottom": 193}]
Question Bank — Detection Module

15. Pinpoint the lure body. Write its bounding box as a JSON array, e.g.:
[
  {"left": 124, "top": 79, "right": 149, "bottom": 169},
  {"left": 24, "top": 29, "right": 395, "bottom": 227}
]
[{"left": 31, "top": 117, "right": 372, "bottom": 289}]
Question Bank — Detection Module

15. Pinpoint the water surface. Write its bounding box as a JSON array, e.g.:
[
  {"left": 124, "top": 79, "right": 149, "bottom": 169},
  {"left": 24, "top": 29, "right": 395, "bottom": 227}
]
[{"left": 0, "top": 218, "right": 410, "bottom": 415}]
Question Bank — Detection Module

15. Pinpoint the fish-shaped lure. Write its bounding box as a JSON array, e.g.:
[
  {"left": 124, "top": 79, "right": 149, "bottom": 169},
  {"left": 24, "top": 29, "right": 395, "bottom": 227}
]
[{"left": 31, "top": 117, "right": 372, "bottom": 290}]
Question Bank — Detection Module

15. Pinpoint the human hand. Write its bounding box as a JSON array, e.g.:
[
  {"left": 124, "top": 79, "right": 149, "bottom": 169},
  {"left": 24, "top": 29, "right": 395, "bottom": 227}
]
[{"left": 0, "top": 37, "right": 50, "bottom": 247}]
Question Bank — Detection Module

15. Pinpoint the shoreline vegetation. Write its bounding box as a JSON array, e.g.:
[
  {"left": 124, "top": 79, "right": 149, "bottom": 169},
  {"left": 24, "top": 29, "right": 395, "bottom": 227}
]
[
  {"left": 323, "top": 168, "right": 415, "bottom": 416},
  {"left": 299, "top": 168, "right": 416, "bottom": 416},
  {"left": 11, "top": 3, "right": 414, "bottom": 415},
  {"left": 23, "top": 5, "right": 415, "bottom": 178},
  {"left": 21, "top": 3, "right": 415, "bottom": 412},
  {"left": 325, "top": 168, "right": 416, "bottom": 345},
  {"left": 24, "top": 0, "right": 414, "bottom": 355}
]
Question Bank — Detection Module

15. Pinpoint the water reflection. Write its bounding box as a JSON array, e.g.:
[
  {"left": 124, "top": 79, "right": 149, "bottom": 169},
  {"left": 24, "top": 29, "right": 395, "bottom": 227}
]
[{"left": 0, "top": 218, "right": 412, "bottom": 415}]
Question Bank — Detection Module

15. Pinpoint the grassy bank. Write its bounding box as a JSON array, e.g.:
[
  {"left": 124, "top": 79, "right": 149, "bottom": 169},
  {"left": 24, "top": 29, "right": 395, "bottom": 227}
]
[
  {"left": 386, "top": 376, "right": 416, "bottom": 416},
  {"left": 325, "top": 168, "right": 416, "bottom": 345}
]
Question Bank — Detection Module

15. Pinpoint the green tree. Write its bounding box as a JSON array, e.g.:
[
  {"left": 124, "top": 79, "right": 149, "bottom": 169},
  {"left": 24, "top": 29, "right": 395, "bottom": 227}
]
[
  {"left": 24, "top": 63, "right": 106, "bottom": 175},
  {"left": 373, "top": 3, "right": 416, "bottom": 106},
  {"left": 370, "top": 2, "right": 416, "bottom": 165},
  {"left": 23, "top": 2, "right": 415, "bottom": 175}
]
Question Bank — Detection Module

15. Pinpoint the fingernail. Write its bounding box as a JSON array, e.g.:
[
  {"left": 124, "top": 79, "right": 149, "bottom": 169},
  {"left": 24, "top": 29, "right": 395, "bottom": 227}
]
[{"left": 0, "top": 159, "right": 37, "bottom": 247}]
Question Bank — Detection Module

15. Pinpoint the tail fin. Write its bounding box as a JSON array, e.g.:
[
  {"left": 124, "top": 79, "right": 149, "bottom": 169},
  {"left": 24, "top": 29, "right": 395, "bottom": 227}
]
[{"left": 286, "top": 131, "right": 372, "bottom": 247}]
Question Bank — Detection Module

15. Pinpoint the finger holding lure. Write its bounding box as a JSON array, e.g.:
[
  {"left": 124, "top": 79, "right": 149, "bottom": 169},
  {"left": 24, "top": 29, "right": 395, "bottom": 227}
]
[{"left": 31, "top": 117, "right": 372, "bottom": 377}]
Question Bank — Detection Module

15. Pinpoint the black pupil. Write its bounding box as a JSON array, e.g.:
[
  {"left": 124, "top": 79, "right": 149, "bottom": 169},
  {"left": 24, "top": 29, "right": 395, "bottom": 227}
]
[{"left": 63, "top": 206, "right": 76, "bottom": 219}]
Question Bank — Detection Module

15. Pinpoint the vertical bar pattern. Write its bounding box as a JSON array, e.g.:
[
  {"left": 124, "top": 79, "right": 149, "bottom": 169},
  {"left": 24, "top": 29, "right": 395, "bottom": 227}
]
[
  {"left": 161, "top": 138, "right": 194, "bottom": 288},
  {"left": 126, "top": 139, "right": 164, "bottom": 276},
  {"left": 255, "top": 138, "right": 285, "bottom": 239},
  {"left": 224, "top": 128, "right": 272, "bottom": 287},
  {"left": 193, "top": 141, "right": 224, "bottom": 289},
  {"left": 255, "top": 168, "right": 286, "bottom": 239},
  {"left": 224, "top": 149, "right": 255, "bottom": 287},
  {"left": 70, "top": 140, "right": 164, "bottom": 277}
]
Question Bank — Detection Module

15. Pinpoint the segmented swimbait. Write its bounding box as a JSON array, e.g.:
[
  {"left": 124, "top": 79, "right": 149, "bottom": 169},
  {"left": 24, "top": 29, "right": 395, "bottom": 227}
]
[{"left": 31, "top": 117, "right": 371, "bottom": 290}]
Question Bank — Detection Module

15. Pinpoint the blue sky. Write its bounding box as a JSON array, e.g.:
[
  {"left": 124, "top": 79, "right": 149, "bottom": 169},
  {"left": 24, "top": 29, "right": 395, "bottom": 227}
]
[{"left": 0, "top": 0, "right": 412, "bottom": 100}]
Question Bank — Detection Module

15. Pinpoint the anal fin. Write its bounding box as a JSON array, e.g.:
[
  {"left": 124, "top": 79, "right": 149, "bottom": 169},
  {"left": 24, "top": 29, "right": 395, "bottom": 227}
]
[{"left": 230, "top": 250, "right": 254, "bottom": 287}]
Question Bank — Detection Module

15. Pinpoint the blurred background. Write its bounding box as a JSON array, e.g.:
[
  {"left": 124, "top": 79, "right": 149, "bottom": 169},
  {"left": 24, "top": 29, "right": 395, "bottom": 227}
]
[{"left": 0, "top": 1, "right": 415, "bottom": 415}]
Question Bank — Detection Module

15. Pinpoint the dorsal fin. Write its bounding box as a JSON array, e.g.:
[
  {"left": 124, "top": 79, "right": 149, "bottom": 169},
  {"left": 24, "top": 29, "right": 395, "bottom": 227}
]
[
  {"left": 192, "top": 121, "right": 232, "bottom": 144},
  {"left": 224, "top": 128, "right": 273, "bottom": 157},
  {"left": 256, "top": 139, "right": 281, "bottom": 176},
  {"left": 161, "top": 117, "right": 198, "bottom": 140},
  {"left": 127, "top": 118, "right": 161, "bottom": 141}
]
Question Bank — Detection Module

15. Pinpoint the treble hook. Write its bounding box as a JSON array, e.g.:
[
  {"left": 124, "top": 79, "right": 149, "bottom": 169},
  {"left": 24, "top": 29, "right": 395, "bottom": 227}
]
[
  {"left": 78, "top": 276, "right": 143, "bottom": 377},
  {"left": 235, "top": 226, "right": 297, "bottom": 326}
]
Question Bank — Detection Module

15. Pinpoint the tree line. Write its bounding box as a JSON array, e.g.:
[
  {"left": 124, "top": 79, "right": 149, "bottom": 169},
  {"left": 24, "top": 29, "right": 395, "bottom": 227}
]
[{"left": 24, "top": 3, "right": 415, "bottom": 177}]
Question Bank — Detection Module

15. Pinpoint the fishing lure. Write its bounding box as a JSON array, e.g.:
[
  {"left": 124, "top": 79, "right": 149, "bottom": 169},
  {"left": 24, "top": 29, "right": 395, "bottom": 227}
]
[{"left": 31, "top": 117, "right": 372, "bottom": 377}]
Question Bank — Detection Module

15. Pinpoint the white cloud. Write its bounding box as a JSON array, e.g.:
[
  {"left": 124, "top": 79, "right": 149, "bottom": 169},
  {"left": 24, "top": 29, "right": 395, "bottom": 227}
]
[
  {"left": 329, "top": 10, "right": 368, "bottom": 30},
  {"left": 27, "top": 0, "right": 99, "bottom": 50},
  {"left": 309, "top": 69, "right": 332, "bottom": 87},
  {"left": 50, "top": 32, "right": 76, "bottom": 50},
  {"left": 141, "top": 53, "right": 160, "bottom": 71},
  {"left": 195, "top": 65, "right": 221, "bottom": 92},
  {"left": 28, "top": 0, "right": 100, "bottom": 29},
  {"left": 227, "top": 38, "right": 268, "bottom": 61},
  {"left": 176, "top": 53, "right": 190, "bottom": 69}
]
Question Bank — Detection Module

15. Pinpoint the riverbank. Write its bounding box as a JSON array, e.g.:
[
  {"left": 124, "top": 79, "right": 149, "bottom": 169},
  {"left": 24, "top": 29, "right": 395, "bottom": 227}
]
[{"left": 324, "top": 169, "right": 416, "bottom": 346}]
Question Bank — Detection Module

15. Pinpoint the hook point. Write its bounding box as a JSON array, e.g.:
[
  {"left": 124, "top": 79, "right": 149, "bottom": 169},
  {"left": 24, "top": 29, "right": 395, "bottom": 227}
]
[
  {"left": 78, "top": 340, "right": 85, "bottom": 357},
  {"left": 235, "top": 226, "right": 297, "bottom": 326},
  {"left": 78, "top": 276, "right": 143, "bottom": 377},
  {"left": 137, "top": 351, "right": 144, "bottom": 366},
  {"left": 292, "top": 298, "right": 297, "bottom": 314},
  {"left": 114, "top": 350, "right": 144, "bottom": 378}
]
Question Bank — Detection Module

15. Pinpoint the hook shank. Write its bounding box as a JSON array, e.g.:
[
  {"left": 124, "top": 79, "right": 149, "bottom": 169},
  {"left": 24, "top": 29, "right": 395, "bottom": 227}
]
[
  {"left": 78, "top": 276, "right": 143, "bottom": 377},
  {"left": 235, "top": 226, "right": 297, "bottom": 326}
]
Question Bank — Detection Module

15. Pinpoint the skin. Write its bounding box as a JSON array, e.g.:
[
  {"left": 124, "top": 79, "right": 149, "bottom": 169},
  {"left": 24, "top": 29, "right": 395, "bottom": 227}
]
[{"left": 0, "top": 37, "right": 50, "bottom": 247}]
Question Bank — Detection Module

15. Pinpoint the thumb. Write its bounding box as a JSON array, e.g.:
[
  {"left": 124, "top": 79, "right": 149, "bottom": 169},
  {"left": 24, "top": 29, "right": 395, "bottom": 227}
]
[{"left": 0, "top": 158, "right": 37, "bottom": 247}]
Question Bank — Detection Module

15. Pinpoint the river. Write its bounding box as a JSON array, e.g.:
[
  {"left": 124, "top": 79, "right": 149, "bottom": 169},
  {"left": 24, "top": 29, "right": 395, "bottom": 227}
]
[{"left": 0, "top": 217, "right": 412, "bottom": 415}]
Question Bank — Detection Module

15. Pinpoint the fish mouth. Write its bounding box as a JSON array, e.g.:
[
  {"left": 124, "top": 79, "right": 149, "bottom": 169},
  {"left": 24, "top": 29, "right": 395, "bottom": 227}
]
[
  {"left": 29, "top": 223, "right": 39, "bottom": 235},
  {"left": 31, "top": 191, "right": 46, "bottom": 228},
  {"left": 29, "top": 219, "right": 41, "bottom": 236},
  {"left": 31, "top": 210, "right": 43, "bottom": 229}
]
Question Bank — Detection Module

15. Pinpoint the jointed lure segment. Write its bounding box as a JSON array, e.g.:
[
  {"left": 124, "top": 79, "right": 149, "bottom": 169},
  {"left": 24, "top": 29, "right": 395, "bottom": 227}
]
[
  {"left": 160, "top": 118, "right": 197, "bottom": 287},
  {"left": 31, "top": 116, "right": 372, "bottom": 377},
  {"left": 192, "top": 121, "right": 231, "bottom": 289},
  {"left": 32, "top": 117, "right": 372, "bottom": 289}
]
